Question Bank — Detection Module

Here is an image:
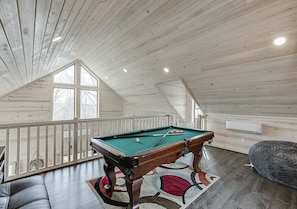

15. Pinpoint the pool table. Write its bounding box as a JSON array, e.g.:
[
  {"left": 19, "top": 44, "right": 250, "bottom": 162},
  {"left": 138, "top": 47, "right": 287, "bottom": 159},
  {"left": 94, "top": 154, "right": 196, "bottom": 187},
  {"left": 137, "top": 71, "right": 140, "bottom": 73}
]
[{"left": 90, "top": 126, "right": 214, "bottom": 209}]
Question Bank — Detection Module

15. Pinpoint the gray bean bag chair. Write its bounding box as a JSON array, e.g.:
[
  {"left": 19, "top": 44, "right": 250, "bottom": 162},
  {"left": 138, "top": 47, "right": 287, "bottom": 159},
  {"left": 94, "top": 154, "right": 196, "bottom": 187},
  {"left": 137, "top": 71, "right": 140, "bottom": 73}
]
[{"left": 249, "top": 140, "right": 297, "bottom": 190}]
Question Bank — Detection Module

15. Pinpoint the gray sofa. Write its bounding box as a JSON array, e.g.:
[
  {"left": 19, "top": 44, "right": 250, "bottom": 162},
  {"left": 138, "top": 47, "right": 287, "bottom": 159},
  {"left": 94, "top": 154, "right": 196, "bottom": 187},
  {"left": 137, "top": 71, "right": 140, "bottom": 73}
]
[{"left": 0, "top": 175, "right": 51, "bottom": 209}]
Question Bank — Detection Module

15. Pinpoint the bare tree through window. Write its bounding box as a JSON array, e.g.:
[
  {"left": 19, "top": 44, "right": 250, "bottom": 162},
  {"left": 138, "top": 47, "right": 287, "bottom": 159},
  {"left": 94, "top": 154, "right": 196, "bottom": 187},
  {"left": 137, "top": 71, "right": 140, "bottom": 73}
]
[{"left": 52, "top": 62, "right": 99, "bottom": 120}]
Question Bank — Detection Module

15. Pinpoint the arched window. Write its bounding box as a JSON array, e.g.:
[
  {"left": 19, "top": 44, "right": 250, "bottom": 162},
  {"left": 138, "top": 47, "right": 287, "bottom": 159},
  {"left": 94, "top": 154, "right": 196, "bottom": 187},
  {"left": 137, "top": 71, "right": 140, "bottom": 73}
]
[{"left": 52, "top": 61, "right": 99, "bottom": 120}]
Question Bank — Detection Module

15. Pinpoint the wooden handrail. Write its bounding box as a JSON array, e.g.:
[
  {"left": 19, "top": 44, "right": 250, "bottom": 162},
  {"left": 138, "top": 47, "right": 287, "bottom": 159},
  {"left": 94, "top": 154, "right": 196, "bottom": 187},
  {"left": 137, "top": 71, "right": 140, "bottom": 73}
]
[{"left": 0, "top": 115, "right": 174, "bottom": 182}]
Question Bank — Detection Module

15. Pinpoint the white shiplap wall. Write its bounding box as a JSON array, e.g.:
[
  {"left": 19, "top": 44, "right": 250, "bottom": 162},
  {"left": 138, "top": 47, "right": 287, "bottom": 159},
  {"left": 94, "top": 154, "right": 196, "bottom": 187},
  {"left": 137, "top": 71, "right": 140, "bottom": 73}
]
[
  {"left": 207, "top": 113, "right": 297, "bottom": 154},
  {"left": 0, "top": 70, "right": 296, "bottom": 155},
  {"left": 0, "top": 73, "right": 123, "bottom": 124},
  {"left": 99, "top": 81, "right": 123, "bottom": 117},
  {"left": 0, "top": 76, "right": 52, "bottom": 123}
]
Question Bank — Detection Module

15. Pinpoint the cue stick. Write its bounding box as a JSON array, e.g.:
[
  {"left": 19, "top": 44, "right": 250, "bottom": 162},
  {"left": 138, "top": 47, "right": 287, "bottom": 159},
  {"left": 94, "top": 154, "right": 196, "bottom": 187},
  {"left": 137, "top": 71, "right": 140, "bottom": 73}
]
[
  {"left": 152, "top": 128, "right": 172, "bottom": 147},
  {"left": 113, "top": 133, "right": 184, "bottom": 138}
]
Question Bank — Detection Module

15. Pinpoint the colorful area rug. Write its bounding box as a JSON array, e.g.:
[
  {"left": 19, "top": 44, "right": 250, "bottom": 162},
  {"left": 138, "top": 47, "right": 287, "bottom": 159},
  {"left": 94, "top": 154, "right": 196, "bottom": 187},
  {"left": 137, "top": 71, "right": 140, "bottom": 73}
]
[{"left": 87, "top": 162, "right": 219, "bottom": 209}]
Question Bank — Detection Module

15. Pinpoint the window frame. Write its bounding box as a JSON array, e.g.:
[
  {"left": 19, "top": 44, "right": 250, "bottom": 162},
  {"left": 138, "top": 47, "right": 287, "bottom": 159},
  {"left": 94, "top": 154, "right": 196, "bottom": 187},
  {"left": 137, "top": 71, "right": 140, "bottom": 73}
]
[{"left": 52, "top": 60, "right": 99, "bottom": 120}]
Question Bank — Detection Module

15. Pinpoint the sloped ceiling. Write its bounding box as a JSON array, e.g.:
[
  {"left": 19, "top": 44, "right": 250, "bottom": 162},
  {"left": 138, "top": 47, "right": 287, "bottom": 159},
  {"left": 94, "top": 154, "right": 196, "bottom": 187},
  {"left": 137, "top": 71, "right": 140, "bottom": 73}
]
[
  {"left": 156, "top": 80, "right": 187, "bottom": 122},
  {"left": 0, "top": 0, "right": 296, "bottom": 117}
]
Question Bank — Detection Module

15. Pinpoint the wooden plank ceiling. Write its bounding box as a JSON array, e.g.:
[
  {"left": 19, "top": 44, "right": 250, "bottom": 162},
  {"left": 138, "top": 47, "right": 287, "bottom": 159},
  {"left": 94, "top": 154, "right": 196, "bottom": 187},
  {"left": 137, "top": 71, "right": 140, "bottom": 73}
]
[{"left": 0, "top": 0, "right": 296, "bottom": 117}]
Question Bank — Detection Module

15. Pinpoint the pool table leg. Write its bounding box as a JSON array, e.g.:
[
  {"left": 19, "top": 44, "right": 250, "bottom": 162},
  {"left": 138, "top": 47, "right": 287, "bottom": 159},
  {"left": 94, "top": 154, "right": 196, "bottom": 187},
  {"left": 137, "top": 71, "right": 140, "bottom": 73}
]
[
  {"left": 192, "top": 145, "right": 203, "bottom": 173},
  {"left": 103, "top": 161, "right": 116, "bottom": 191},
  {"left": 125, "top": 177, "right": 143, "bottom": 209}
]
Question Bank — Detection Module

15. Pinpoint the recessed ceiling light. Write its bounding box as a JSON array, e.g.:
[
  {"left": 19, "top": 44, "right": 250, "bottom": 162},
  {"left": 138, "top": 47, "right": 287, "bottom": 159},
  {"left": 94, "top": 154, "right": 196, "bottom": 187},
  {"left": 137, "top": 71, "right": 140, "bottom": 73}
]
[
  {"left": 104, "top": 76, "right": 109, "bottom": 80},
  {"left": 52, "top": 36, "right": 62, "bottom": 42},
  {"left": 123, "top": 68, "right": 127, "bottom": 73},
  {"left": 164, "top": 67, "right": 169, "bottom": 73},
  {"left": 273, "top": 37, "right": 286, "bottom": 46}
]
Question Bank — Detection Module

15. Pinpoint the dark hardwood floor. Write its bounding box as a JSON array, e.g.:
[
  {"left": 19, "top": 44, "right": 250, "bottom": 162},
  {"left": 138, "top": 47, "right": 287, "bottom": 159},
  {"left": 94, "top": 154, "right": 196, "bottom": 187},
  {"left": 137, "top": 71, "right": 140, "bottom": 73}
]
[{"left": 43, "top": 146, "right": 297, "bottom": 209}]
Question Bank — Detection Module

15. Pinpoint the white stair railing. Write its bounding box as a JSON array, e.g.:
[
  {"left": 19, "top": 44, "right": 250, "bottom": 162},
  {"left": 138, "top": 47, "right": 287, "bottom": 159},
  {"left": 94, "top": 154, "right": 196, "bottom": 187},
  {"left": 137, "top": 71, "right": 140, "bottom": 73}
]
[{"left": 0, "top": 115, "right": 173, "bottom": 182}]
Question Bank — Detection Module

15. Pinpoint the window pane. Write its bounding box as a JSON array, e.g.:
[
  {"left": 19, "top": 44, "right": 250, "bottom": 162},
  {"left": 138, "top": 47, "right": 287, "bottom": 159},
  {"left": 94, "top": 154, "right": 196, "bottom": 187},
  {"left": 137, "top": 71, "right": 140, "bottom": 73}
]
[
  {"left": 54, "top": 65, "right": 75, "bottom": 84},
  {"left": 195, "top": 108, "right": 202, "bottom": 118},
  {"left": 80, "top": 90, "right": 97, "bottom": 119},
  {"left": 80, "top": 67, "right": 98, "bottom": 87},
  {"left": 53, "top": 88, "right": 74, "bottom": 120}
]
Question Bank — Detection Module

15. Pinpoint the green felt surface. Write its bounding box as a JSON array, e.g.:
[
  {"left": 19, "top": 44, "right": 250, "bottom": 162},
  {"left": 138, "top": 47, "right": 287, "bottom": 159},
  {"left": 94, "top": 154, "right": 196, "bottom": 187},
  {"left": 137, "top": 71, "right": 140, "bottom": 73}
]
[{"left": 93, "top": 126, "right": 207, "bottom": 156}]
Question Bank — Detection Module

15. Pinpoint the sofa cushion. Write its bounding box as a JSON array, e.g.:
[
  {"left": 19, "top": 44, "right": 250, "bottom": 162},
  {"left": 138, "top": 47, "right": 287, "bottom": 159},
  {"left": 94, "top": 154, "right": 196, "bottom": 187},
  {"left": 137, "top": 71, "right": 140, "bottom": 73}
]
[
  {"left": 12, "top": 199, "right": 51, "bottom": 209},
  {"left": 0, "top": 175, "right": 51, "bottom": 209},
  {"left": 0, "top": 197, "right": 9, "bottom": 209},
  {"left": 9, "top": 185, "right": 50, "bottom": 209}
]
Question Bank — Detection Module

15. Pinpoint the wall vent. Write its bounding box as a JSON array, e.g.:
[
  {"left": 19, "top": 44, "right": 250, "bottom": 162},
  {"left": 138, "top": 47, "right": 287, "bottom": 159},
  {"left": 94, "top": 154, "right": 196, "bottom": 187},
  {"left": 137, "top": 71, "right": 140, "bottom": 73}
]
[{"left": 226, "top": 120, "right": 262, "bottom": 135}]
